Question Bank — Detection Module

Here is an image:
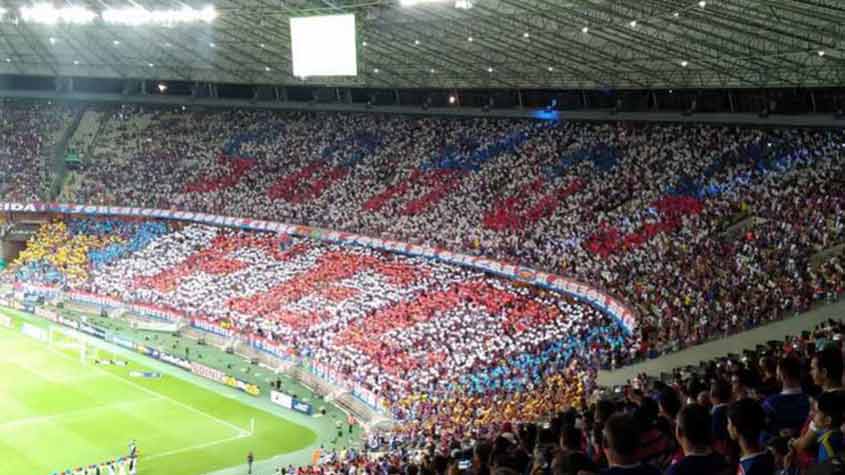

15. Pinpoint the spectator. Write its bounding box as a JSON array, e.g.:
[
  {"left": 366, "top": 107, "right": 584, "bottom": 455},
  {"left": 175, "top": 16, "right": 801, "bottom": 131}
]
[
  {"left": 793, "top": 391, "right": 845, "bottom": 463},
  {"left": 665, "top": 404, "right": 730, "bottom": 475},
  {"left": 728, "top": 399, "right": 775, "bottom": 475},
  {"left": 811, "top": 347, "right": 844, "bottom": 393},
  {"left": 555, "top": 426, "right": 597, "bottom": 475},
  {"left": 710, "top": 378, "right": 733, "bottom": 457},
  {"left": 597, "top": 413, "right": 659, "bottom": 475},
  {"left": 764, "top": 358, "right": 811, "bottom": 437}
]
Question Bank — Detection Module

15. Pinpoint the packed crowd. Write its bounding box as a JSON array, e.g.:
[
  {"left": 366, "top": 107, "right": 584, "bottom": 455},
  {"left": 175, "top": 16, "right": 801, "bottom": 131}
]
[
  {"left": 0, "top": 102, "right": 842, "bottom": 475},
  {"left": 12, "top": 220, "right": 627, "bottom": 431},
  {"left": 55, "top": 106, "right": 845, "bottom": 361},
  {"left": 290, "top": 315, "right": 845, "bottom": 475},
  {"left": 0, "top": 101, "right": 73, "bottom": 201}
]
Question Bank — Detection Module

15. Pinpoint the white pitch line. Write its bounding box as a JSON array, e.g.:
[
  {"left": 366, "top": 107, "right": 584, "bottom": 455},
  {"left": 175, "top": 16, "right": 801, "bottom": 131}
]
[
  {"left": 46, "top": 346, "right": 250, "bottom": 438},
  {"left": 144, "top": 433, "right": 249, "bottom": 461},
  {"left": 0, "top": 397, "right": 164, "bottom": 430}
]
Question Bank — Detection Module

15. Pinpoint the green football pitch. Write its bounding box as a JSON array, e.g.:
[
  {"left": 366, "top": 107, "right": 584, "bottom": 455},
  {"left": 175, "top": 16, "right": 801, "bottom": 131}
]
[{"left": 0, "top": 310, "right": 318, "bottom": 475}]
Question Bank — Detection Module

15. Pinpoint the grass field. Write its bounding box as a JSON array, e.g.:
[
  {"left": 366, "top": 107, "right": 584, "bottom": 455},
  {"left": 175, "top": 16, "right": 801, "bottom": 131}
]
[{"left": 0, "top": 310, "right": 317, "bottom": 475}]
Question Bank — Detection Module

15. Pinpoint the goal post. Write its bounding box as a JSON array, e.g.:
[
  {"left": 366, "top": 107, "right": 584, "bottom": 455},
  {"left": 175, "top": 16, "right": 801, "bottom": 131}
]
[{"left": 49, "top": 325, "right": 95, "bottom": 363}]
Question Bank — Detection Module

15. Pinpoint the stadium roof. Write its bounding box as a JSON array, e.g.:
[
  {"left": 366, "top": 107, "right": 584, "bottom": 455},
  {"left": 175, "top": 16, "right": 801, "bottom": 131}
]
[{"left": 0, "top": 0, "right": 842, "bottom": 90}]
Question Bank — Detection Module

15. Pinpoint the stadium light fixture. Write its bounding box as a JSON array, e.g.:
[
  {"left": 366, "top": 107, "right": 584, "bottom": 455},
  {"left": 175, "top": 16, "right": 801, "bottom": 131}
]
[
  {"left": 448, "top": 94, "right": 457, "bottom": 105},
  {"left": 547, "top": 66, "right": 554, "bottom": 72},
  {"left": 486, "top": 66, "right": 493, "bottom": 73},
  {"left": 158, "top": 83, "right": 167, "bottom": 93},
  {"left": 399, "top": 0, "right": 466, "bottom": 6},
  {"left": 698, "top": 1, "right": 706, "bottom": 7},
  {"left": 673, "top": 12, "right": 680, "bottom": 17},
  {"left": 629, "top": 20, "right": 638, "bottom": 28},
  {"left": 414, "top": 39, "right": 420, "bottom": 45},
  {"left": 20, "top": 4, "right": 97, "bottom": 25},
  {"left": 818, "top": 50, "right": 826, "bottom": 57},
  {"left": 581, "top": 26, "right": 589, "bottom": 34},
  {"left": 373, "top": 68, "right": 380, "bottom": 73},
  {"left": 102, "top": 5, "right": 217, "bottom": 26},
  {"left": 467, "top": 36, "right": 473, "bottom": 42},
  {"left": 523, "top": 32, "right": 530, "bottom": 39},
  {"left": 264, "top": 66, "right": 271, "bottom": 72},
  {"left": 681, "top": 60, "right": 689, "bottom": 67}
]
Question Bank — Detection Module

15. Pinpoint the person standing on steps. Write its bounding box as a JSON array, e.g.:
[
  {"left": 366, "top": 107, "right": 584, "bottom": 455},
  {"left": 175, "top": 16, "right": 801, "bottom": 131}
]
[{"left": 247, "top": 451, "right": 255, "bottom": 475}]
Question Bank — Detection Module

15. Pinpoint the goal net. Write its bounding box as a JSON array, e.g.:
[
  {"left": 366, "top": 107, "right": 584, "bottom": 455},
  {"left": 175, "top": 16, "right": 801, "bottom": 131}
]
[{"left": 49, "top": 326, "right": 96, "bottom": 363}]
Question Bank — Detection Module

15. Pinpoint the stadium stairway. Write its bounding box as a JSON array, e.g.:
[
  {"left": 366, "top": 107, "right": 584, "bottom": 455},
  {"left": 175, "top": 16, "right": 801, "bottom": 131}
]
[
  {"left": 48, "top": 105, "right": 86, "bottom": 200},
  {"left": 811, "top": 243, "right": 845, "bottom": 269}
]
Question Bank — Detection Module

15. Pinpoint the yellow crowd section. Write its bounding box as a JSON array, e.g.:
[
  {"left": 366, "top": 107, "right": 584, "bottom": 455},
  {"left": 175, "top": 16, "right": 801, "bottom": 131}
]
[{"left": 13, "top": 221, "right": 124, "bottom": 283}]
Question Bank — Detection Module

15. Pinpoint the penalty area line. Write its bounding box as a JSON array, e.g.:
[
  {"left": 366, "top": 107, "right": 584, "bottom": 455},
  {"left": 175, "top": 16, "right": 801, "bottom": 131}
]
[
  {"left": 144, "top": 432, "right": 250, "bottom": 461},
  {"left": 45, "top": 344, "right": 250, "bottom": 438}
]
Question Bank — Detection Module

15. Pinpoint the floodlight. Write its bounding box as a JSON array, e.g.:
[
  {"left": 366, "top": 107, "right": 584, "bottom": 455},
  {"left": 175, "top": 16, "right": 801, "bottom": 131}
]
[
  {"left": 102, "top": 5, "right": 217, "bottom": 26},
  {"left": 20, "top": 4, "right": 96, "bottom": 25},
  {"left": 158, "top": 83, "right": 168, "bottom": 93}
]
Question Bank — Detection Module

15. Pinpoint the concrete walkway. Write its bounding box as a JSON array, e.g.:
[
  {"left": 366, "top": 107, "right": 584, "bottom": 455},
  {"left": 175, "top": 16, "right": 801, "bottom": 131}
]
[{"left": 598, "top": 299, "right": 845, "bottom": 387}]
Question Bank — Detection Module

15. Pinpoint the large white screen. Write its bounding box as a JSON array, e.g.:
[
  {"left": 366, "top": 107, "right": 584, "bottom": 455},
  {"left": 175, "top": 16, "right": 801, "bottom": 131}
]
[{"left": 290, "top": 14, "right": 358, "bottom": 77}]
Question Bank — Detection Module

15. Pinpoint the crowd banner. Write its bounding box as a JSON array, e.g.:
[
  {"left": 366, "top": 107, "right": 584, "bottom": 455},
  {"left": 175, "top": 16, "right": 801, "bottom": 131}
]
[{"left": 0, "top": 202, "right": 637, "bottom": 332}]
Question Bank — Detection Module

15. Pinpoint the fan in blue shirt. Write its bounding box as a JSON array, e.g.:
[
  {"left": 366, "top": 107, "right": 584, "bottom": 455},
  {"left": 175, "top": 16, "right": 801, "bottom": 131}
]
[
  {"left": 762, "top": 358, "right": 810, "bottom": 437},
  {"left": 792, "top": 391, "right": 845, "bottom": 464}
]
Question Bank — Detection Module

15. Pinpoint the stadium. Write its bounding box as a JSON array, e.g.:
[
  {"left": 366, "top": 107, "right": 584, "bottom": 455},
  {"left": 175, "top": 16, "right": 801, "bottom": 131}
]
[{"left": 0, "top": 0, "right": 844, "bottom": 474}]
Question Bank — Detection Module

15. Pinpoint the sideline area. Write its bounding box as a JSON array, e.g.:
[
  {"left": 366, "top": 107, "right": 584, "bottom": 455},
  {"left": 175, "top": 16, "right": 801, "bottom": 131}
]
[
  {"left": 598, "top": 298, "right": 845, "bottom": 387},
  {"left": 0, "top": 305, "right": 347, "bottom": 475}
]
